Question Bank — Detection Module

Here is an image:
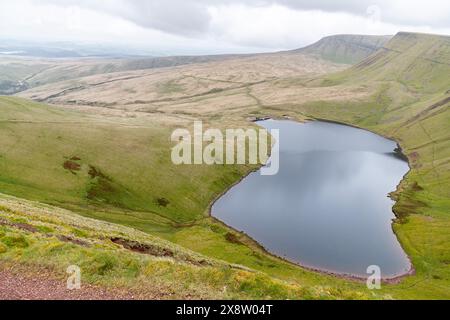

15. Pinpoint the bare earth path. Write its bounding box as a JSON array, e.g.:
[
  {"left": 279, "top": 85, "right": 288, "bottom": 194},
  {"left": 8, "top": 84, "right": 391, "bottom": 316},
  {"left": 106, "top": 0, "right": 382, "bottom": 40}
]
[{"left": 0, "top": 267, "right": 143, "bottom": 300}]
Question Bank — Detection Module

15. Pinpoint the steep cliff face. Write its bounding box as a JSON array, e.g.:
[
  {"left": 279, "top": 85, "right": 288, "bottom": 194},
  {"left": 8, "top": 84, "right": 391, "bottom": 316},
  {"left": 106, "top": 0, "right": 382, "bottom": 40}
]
[
  {"left": 350, "top": 32, "right": 450, "bottom": 93},
  {"left": 293, "top": 34, "right": 392, "bottom": 64},
  {"left": 318, "top": 32, "right": 450, "bottom": 109}
]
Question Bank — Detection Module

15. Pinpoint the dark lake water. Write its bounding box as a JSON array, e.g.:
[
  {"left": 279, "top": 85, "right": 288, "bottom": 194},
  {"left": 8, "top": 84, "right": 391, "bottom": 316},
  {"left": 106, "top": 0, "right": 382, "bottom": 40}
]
[{"left": 212, "top": 120, "right": 411, "bottom": 278}]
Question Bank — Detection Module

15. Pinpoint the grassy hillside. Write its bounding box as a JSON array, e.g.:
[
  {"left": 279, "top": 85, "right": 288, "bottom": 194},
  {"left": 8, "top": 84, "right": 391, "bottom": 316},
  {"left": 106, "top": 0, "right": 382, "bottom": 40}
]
[
  {"left": 0, "top": 32, "right": 449, "bottom": 299},
  {"left": 0, "top": 96, "right": 255, "bottom": 225},
  {"left": 1, "top": 193, "right": 373, "bottom": 299},
  {"left": 292, "top": 34, "right": 392, "bottom": 64},
  {"left": 328, "top": 32, "right": 449, "bottom": 91},
  {"left": 259, "top": 32, "right": 450, "bottom": 298}
]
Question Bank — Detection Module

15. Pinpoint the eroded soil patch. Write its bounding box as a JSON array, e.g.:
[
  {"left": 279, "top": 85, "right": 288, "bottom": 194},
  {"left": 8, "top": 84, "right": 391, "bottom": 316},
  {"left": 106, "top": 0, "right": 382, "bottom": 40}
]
[{"left": 111, "top": 237, "right": 174, "bottom": 258}]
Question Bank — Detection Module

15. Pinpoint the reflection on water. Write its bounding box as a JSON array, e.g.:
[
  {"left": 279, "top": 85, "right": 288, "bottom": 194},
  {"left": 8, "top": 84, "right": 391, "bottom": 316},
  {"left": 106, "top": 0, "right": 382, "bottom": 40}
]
[{"left": 212, "top": 120, "right": 411, "bottom": 277}]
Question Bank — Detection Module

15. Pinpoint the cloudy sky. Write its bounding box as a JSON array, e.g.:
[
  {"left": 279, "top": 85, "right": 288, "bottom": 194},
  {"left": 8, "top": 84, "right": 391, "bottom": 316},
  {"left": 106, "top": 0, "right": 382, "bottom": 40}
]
[{"left": 1, "top": 0, "right": 449, "bottom": 55}]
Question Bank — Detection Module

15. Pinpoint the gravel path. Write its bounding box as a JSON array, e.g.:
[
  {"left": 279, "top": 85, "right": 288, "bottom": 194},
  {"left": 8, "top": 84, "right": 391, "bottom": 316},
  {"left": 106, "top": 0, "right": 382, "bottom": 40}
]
[{"left": 0, "top": 267, "right": 142, "bottom": 300}]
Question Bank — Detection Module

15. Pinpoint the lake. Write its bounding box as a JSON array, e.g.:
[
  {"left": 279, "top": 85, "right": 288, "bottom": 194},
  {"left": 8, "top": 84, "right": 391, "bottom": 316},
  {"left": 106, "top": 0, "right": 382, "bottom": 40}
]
[{"left": 211, "top": 120, "right": 411, "bottom": 278}]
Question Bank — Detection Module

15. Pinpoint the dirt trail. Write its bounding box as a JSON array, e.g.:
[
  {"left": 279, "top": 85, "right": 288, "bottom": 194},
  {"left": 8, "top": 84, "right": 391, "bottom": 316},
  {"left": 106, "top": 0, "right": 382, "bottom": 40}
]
[{"left": 0, "top": 267, "right": 145, "bottom": 300}]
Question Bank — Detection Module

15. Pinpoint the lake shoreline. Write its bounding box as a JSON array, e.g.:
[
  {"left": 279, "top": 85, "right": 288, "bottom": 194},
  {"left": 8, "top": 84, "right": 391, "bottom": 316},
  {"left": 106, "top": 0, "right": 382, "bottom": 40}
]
[
  {"left": 208, "top": 116, "right": 415, "bottom": 283},
  {"left": 307, "top": 117, "right": 416, "bottom": 282}
]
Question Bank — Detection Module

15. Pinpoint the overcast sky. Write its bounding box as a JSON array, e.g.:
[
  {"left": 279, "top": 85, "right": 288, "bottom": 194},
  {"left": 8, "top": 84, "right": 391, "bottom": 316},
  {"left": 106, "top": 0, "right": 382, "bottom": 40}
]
[{"left": 1, "top": 0, "right": 449, "bottom": 55}]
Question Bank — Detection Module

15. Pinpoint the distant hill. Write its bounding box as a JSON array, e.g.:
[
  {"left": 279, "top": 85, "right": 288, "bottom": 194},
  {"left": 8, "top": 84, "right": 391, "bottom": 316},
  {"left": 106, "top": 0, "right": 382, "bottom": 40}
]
[
  {"left": 292, "top": 34, "right": 392, "bottom": 64},
  {"left": 0, "top": 54, "right": 250, "bottom": 95},
  {"left": 0, "top": 40, "right": 156, "bottom": 58}
]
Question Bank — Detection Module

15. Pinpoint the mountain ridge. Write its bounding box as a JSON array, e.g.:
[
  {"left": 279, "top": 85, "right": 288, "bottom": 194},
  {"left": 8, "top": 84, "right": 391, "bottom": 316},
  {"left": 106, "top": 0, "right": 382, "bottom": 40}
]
[
  {"left": 0, "top": 34, "right": 392, "bottom": 95},
  {"left": 333, "top": 32, "right": 450, "bottom": 95},
  {"left": 290, "top": 34, "right": 392, "bottom": 64}
]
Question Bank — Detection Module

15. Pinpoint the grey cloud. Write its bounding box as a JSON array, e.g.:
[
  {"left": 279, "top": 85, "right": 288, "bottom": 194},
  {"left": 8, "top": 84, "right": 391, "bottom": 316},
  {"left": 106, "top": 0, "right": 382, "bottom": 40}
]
[
  {"left": 38, "top": 0, "right": 373, "bottom": 36},
  {"left": 212, "top": 0, "right": 450, "bottom": 29},
  {"left": 38, "top": 0, "right": 450, "bottom": 36},
  {"left": 39, "top": 0, "right": 211, "bottom": 36},
  {"left": 275, "top": 0, "right": 450, "bottom": 28},
  {"left": 277, "top": 0, "right": 372, "bottom": 13},
  {"left": 115, "top": 0, "right": 211, "bottom": 36}
]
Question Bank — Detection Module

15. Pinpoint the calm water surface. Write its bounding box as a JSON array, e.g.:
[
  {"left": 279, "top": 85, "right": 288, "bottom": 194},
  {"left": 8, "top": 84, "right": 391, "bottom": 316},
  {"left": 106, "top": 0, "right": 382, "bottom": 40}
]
[{"left": 212, "top": 120, "right": 411, "bottom": 278}]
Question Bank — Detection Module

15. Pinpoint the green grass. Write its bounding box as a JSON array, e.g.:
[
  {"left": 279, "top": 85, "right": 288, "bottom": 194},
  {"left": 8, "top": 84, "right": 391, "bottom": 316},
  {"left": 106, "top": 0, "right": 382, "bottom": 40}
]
[{"left": 0, "top": 96, "right": 253, "bottom": 224}]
